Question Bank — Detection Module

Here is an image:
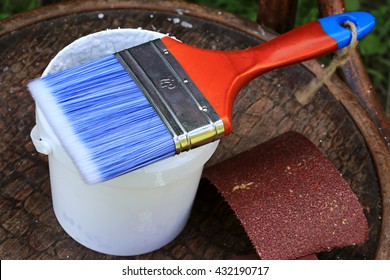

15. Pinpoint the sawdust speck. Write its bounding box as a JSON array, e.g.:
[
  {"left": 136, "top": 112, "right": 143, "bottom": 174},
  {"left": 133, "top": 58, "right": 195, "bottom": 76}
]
[{"left": 232, "top": 182, "right": 254, "bottom": 192}]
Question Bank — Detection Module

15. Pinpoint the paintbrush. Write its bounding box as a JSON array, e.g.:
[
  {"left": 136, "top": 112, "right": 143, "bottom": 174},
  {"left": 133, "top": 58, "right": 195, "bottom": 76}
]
[{"left": 28, "top": 12, "right": 375, "bottom": 184}]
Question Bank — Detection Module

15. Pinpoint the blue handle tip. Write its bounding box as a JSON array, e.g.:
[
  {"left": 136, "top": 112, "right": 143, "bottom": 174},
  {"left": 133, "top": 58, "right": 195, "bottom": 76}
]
[{"left": 318, "top": 11, "right": 376, "bottom": 49}]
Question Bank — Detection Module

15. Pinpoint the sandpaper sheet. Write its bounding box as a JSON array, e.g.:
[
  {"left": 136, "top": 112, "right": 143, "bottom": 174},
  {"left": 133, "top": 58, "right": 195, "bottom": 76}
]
[{"left": 204, "top": 131, "right": 368, "bottom": 259}]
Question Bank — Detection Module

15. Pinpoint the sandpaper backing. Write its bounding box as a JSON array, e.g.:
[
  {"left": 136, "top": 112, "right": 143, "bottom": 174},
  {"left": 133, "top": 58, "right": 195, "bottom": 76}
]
[{"left": 204, "top": 131, "right": 368, "bottom": 259}]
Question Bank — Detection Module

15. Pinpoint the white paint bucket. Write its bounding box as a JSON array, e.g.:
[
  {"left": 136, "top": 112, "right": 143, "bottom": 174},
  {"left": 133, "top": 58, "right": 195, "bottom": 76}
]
[{"left": 30, "top": 29, "right": 219, "bottom": 256}]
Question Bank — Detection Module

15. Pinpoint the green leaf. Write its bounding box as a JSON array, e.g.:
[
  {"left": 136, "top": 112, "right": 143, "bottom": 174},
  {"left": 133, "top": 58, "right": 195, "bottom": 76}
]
[
  {"left": 0, "top": 12, "right": 11, "bottom": 19},
  {"left": 345, "top": 0, "right": 361, "bottom": 10},
  {"left": 359, "top": 34, "right": 386, "bottom": 55}
]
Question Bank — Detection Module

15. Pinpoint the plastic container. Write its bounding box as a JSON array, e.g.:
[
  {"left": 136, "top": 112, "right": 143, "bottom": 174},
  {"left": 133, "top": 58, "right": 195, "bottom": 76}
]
[{"left": 30, "top": 29, "right": 219, "bottom": 256}]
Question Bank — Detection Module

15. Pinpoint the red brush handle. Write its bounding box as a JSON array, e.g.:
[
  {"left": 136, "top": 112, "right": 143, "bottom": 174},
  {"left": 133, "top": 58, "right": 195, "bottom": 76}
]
[{"left": 162, "top": 21, "right": 338, "bottom": 134}]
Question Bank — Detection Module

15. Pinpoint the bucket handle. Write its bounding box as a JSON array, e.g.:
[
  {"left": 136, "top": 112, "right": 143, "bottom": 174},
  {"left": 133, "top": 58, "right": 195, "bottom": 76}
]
[{"left": 30, "top": 126, "right": 52, "bottom": 155}]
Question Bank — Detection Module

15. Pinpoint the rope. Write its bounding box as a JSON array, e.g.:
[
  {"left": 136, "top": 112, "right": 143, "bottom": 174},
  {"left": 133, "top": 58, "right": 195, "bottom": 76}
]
[{"left": 294, "top": 20, "right": 358, "bottom": 105}]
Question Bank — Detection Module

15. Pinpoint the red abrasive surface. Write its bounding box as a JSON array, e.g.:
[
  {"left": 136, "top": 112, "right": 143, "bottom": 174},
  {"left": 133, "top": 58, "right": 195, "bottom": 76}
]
[{"left": 204, "top": 131, "right": 368, "bottom": 260}]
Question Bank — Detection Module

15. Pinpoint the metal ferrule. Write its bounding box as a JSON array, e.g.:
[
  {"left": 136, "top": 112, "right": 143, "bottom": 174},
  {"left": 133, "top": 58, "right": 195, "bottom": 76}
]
[{"left": 115, "top": 39, "right": 225, "bottom": 153}]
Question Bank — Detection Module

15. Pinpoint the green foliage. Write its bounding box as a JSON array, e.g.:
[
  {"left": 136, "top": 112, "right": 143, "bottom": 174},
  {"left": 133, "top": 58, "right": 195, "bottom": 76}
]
[
  {"left": 0, "top": 0, "right": 42, "bottom": 19},
  {"left": 296, "top": 0, "right": 318, "bottom": 26}
]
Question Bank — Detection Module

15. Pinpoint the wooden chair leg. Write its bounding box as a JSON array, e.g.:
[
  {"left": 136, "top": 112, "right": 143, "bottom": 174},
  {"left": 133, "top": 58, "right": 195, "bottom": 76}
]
[{"left": 257, "top": 0, "right": 298, "bottom": 33}]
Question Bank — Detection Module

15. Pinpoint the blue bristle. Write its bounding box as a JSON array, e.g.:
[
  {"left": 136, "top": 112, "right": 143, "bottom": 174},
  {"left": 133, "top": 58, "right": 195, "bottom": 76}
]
[{"left": 30, "top": 55, "right": 176, "bottom": 183}]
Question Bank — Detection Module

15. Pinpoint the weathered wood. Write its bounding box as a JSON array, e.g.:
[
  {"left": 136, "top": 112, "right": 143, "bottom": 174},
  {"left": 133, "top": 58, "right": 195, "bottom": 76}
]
[{"left": 0, "top": 0, "right": 387, "bottom": 259}]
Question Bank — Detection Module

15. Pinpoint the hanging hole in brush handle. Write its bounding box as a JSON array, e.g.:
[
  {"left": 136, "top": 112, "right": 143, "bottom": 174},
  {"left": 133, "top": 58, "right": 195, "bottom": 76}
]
[
  {"left": 30, "top": 126, "right": 52, "bottom": 155},
  {"left": 318, "top": 11, "right": 376, "bottom": 49}
]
